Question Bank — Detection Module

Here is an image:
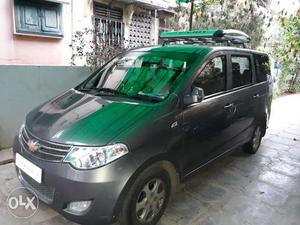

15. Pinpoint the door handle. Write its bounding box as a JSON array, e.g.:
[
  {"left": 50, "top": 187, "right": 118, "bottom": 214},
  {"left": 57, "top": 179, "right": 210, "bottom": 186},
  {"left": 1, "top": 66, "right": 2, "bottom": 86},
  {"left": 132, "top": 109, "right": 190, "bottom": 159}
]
[
  {"left": 224, "top": 103, "right": 237, "bottom": 114},
  {"left": 224, "top": 103, "right": 234, "bottom": 109},
  {"left": 253, "top": 94, "right": 260, "bottom": 99}
]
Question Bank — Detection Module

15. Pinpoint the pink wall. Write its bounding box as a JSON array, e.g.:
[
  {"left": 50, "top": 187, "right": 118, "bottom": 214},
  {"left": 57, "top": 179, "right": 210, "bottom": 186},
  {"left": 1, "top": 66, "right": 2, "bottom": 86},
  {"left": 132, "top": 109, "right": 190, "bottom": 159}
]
[{"left": 0, "top": 0, "right": 72, "bottom": 65}]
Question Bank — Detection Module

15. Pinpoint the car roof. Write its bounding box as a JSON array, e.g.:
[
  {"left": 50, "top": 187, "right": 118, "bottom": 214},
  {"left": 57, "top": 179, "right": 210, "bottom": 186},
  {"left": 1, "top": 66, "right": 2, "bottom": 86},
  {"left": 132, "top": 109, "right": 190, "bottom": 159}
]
[
  {"left": 131, "top": 45, "right": 267, "bottom": 56},
  {"left": 210, "top": 46, "right": 267, "bottom": 55},
  {"left": 131, "top": 45, "right": 212, "bottom": 54},
  {"left": 129, "top": 45, "right": 213, "bottom": 63}
]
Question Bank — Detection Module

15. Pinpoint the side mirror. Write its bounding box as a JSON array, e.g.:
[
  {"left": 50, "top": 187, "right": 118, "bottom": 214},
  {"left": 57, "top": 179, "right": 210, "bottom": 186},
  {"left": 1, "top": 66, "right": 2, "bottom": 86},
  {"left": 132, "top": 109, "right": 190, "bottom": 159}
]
[
  {"left": 184, "top": 87, "right": 204, "bottom": 105},
  {"left": 192, "top": 87, "right": 204, "bottom": 103}
]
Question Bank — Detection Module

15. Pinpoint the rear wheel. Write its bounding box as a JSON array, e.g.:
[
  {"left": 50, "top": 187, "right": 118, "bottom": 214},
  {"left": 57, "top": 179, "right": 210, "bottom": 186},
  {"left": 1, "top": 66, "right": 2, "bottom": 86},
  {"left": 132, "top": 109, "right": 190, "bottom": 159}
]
[
  {"left": 118, "top": 166, "right": 171, "bottom": 225},
  {"left": 243, "top": 124, "right": 263, "bottom": 154}
]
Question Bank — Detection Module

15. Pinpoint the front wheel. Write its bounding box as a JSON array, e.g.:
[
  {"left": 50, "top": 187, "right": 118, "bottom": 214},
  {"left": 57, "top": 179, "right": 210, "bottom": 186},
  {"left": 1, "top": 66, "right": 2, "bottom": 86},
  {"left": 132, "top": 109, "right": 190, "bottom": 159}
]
[
  {"left": 243, "top": 124, "right": 263, "bottom": 154},
  {"left": 118, "top": 166, "right": 171, "bottom": 225}
]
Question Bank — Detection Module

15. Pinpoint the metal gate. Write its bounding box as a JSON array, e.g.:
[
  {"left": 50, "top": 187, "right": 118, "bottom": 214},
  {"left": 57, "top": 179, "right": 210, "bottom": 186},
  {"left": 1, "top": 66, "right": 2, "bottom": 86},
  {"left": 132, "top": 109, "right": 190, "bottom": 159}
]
[
  {"left": 128, "top": 12, "right": 152, "bottom": 48},
  {"left": 94, "top": 3, "right": 124, "bottom": 46}
]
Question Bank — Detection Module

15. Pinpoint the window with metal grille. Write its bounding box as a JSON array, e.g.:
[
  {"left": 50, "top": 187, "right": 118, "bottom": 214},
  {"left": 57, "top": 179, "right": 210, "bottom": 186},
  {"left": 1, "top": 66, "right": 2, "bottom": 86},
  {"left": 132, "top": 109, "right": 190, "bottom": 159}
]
[
  {"left": 93, "top": 3, "right": 124, "bottom": 46},
  {"left": 128, "top": 12, "right": 152, "bottom": 48}
]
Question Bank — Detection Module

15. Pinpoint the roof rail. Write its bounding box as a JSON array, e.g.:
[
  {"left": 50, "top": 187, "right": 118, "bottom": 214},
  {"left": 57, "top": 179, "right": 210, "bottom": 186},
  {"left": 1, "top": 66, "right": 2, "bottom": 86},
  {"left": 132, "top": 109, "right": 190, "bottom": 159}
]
[{"left": 159, "top": 29, "right": 251, "bottom": 48}]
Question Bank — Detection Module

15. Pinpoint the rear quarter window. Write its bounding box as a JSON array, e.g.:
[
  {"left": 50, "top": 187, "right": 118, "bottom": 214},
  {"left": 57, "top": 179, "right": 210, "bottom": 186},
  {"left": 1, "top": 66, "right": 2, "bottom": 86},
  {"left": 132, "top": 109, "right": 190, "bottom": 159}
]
[{"left": 254, "top": 54, "right": 270, "bottom": 83}]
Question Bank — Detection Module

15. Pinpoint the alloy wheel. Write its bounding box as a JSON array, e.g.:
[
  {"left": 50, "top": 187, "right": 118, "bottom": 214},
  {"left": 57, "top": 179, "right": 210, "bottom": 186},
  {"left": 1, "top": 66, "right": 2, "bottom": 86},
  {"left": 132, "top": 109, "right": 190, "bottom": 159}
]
[
  {"left": 135, "top": 178, "right": 166, "bottom": 223},
  {"left": 252, "top": 126, "right": 262, "bottom": 151}
]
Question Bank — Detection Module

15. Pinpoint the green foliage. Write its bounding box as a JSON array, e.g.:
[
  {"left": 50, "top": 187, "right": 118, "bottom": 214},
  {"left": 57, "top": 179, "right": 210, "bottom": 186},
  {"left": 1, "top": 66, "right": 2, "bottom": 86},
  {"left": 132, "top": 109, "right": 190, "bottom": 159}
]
[
  {"left": 275, "top": 14, "right": 300, "bottom": 94},
  {"left": 165, "top": 4, "right": 189, "bottom": 30},
  {"left": 193, "top": 0, "right": 270, "bottom": 48},
  {"left": 168, "top": 0, "right": 271, "bottom": 49},
  {"left": 70, "top": 28, "right": 126, "bottom": 70},
  {"left": 281, "top": 15, "right": 300, "bottom": 57}
]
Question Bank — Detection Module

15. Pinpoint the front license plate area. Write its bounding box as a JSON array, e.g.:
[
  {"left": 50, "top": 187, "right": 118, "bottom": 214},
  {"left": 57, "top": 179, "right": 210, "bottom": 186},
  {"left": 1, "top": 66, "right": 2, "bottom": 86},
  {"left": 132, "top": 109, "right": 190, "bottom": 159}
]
[{"left": 16, "top": 153, "right": 42, "bottom": 184}]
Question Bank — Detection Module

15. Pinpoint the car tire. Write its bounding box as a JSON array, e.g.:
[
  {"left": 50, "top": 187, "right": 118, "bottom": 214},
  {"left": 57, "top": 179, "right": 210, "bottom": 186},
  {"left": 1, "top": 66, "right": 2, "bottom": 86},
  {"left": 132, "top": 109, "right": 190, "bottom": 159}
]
[
  {"left": 243, "top": 123, "right": 264, "bottom": 154},
  {"left": 118, "top": 165, "right": 171, "bottom": 225}
]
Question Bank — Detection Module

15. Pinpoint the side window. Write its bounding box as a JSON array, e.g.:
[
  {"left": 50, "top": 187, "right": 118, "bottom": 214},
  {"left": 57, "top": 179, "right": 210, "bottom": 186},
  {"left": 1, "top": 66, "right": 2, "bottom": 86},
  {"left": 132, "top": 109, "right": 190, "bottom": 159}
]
[
  {"left": 231, "top": 56, "right": 252, "bottom": 88},
  {"left": 255, "top": 54, "right": 270, "bottom": 83},
  {"left": 14, "top": 0, "right": 63, "bottom": 37},
  {"left": 193, "top": 56, "right": 226, "bottom": 96}
]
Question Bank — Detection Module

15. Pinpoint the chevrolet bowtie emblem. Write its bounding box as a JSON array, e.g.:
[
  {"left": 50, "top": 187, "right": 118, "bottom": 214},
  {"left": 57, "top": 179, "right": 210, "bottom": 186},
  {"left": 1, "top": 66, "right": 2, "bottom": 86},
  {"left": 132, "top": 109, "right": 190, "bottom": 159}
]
[{"left": 27, "top": 140, "right": 39, "bottom": 152}]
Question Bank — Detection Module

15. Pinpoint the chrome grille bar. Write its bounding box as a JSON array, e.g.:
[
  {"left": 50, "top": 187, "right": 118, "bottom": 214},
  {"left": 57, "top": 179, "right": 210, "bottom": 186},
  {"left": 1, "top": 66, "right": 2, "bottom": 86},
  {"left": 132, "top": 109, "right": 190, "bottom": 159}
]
[{"left": 20, "top": 127, "right": 72, "bottom": 162}]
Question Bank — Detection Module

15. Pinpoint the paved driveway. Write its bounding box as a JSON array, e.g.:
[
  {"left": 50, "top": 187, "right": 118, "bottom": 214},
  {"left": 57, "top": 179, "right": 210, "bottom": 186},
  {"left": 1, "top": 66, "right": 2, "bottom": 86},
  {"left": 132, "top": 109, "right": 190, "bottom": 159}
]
[{"left": 1, "top": 94, "right": 300, "bottom": 225}]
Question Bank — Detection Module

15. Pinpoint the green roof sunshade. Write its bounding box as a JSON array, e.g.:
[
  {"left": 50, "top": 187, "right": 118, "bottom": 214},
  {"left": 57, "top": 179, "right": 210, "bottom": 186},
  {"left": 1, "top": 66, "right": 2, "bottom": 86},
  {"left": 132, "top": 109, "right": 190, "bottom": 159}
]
[
  {"left": 160, "top": 30, "right": 218, "bottom": 39},
  {"left": 160, "top": 29, "right": 251, "bottom": 45}
]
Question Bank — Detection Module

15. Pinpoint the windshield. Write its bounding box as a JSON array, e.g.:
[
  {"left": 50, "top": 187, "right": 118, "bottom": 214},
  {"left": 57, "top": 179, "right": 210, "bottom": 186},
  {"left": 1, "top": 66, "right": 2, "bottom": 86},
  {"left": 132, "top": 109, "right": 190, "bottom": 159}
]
[{"left": 77, "top": 50, "right": 192, "bottom": 102}]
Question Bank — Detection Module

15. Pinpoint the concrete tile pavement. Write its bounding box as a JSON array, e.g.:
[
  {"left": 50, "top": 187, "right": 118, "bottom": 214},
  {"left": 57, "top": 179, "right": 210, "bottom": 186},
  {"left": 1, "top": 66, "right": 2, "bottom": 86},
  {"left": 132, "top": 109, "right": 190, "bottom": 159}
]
[
  {"left": 0, "top": 148, "right": 14, "bottom": 165},
  {"left": 0, "top": 94, "right": 300, "bottom": 225}
]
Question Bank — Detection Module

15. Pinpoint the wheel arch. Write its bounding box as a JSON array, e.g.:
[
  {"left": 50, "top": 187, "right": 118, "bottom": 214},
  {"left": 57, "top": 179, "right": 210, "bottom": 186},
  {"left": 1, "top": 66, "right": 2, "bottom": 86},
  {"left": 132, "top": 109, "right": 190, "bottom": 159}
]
[
  {"left": 259, "top": 111, "right": 268, "bottom": 137},
  {"left": 111, "top": 156, "right": 180, "bottom": 223}
]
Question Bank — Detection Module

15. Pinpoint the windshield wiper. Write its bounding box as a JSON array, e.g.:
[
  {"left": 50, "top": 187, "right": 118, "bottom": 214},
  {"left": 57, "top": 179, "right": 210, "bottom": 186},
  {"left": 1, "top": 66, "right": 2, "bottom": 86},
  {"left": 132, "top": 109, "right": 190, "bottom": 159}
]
[
  {"left": 130, "top": 94, "right": 163, "bottom": 102},
  {"left": 96, "top": 89, "right": 162, "bottom": 102},
  {"left": 95, "top": 89, "right": 162, "bottom": 102},
  {"left": 78, "top": 87, "right": 163, "bottom": 102},
  {"left": 95, "top": 88, "right": 126, "bottom": 95},
  {"left": 78, "top": 87, "right": 126, "bottom": 96}
]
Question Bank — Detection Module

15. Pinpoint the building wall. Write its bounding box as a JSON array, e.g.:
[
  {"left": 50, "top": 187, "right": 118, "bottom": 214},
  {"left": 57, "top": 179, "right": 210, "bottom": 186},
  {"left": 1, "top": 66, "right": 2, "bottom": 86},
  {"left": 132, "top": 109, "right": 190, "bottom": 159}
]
[
  {"left": 82, "top": 0, "right": 159, "bottom": 45},
  {"left": 0, "top": 65, "right": 91, "bottom": 149},
  {"left": 0, "top": 0, "right": 174, "bottom": 66},
  {"left": 0, "top": 0, "right": 72, "bottom": 65},
  {"left": 70, "top": 0, "right": 162, "bottom": 66}
]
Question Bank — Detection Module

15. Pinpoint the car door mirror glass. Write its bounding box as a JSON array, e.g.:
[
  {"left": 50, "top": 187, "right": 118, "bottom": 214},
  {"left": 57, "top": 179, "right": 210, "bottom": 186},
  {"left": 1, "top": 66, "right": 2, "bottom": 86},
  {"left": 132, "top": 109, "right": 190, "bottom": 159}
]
[
  {"left": 192, "top": 87, "right": 204, "bottom": 102},
  {"left": 184, "top": 87, "right": 204, "bottom": 105}
]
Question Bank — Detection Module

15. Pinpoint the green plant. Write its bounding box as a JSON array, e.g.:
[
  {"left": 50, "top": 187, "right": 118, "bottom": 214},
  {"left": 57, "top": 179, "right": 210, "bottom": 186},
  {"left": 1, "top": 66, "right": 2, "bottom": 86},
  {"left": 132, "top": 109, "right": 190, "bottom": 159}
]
[
  {"left": 275, "top": 13, "right": 300, "bottom": 94},
  {"left": 70, "top": 28, "right": 126, "bottom": 70},
  {"left": 170, "top": 0, "right": 272, "bottom": 48}
]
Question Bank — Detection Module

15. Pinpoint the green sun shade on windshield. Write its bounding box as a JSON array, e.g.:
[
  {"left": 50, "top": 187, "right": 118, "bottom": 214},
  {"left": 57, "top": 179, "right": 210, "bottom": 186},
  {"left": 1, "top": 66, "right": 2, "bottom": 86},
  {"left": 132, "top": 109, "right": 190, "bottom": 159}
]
[
  {"left": 116, "top": 55, "right": 186, "bottom": 98},
  {"left": 79, "top": 46, "right": 212, "bottom": 103}
]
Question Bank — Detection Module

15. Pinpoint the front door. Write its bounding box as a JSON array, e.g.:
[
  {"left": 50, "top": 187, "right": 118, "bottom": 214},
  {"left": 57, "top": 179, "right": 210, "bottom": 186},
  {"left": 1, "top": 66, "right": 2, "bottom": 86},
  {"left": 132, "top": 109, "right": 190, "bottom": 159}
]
[{"left": 182, "top": 54, "right": 236, "bottom": 174}]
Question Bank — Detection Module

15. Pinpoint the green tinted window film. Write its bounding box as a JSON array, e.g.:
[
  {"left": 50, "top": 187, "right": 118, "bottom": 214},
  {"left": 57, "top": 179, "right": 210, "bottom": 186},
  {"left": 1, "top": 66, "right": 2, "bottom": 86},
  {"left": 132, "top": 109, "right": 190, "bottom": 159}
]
[{"left": 79, "top": 50, "right": 193, "bottom": 101}]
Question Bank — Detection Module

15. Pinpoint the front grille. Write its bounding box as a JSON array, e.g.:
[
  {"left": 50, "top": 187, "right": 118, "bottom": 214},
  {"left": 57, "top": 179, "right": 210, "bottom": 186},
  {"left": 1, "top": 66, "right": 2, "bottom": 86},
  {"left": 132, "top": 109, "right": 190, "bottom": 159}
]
[
  {"left": 20, "top": 127, "right": 71, "bottom": 162},
  {"left": 20, "top": 171, "right": 55, "bottom": 204}
]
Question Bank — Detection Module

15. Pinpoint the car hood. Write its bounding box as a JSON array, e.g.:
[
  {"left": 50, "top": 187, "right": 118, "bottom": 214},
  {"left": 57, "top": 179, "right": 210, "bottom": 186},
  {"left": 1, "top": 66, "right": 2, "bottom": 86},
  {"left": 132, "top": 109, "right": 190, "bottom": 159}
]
[{"left": 25, "top": 89, "right": 161, "bottom": 146}]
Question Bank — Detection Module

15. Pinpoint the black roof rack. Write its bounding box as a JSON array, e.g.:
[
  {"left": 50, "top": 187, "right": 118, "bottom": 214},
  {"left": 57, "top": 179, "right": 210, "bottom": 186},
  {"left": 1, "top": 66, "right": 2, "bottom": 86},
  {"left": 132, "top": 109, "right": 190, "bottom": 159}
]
[{"left": 160, "top": 29, "right": 251, "bottom": 48}]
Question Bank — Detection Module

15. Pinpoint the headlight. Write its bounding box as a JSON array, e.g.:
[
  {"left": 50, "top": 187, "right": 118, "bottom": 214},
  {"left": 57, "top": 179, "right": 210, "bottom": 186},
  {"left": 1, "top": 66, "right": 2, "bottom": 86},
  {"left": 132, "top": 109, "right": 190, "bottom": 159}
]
[{"left": 63, "top": 144, "right": 128, "bottom": 169}]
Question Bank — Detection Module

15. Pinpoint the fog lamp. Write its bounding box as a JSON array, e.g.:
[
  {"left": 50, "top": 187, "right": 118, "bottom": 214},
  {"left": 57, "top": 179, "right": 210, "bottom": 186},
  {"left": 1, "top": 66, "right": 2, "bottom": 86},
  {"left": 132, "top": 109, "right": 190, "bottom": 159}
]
[{"left": 66, "top": 200, "right": 92, "bottom": 214}]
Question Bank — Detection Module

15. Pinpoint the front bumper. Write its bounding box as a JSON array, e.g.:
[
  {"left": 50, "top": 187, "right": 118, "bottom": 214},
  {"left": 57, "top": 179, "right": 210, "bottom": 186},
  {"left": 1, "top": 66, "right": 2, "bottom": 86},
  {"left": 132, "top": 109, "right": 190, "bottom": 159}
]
[{"left": 13, "top": 137, "right": 137, "bottom": 225}]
